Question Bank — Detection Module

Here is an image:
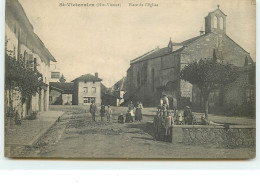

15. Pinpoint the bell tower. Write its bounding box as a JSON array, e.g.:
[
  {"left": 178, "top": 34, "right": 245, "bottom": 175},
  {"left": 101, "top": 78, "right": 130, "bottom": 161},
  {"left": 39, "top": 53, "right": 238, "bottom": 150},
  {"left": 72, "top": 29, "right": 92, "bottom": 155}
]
[{"left": 205, "top": 5, "right": 226, "bottom": 34}]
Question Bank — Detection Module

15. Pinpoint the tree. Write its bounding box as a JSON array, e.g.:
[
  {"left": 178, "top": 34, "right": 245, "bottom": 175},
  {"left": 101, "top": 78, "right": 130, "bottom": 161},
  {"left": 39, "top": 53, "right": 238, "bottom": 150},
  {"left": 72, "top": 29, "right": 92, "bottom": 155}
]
[
  {"left": 180, "top": 58, "right": 239, "bottom": 118},
  {"left": 59, "top": 73, "right": 66, "bottom": 83}
]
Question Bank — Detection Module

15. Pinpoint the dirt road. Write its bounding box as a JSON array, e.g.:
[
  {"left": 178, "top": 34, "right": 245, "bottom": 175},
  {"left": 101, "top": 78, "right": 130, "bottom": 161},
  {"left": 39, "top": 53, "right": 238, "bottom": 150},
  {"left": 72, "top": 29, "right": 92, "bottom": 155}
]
[{"left": 18, "top": 106, "right": 255, "bottom": 159}]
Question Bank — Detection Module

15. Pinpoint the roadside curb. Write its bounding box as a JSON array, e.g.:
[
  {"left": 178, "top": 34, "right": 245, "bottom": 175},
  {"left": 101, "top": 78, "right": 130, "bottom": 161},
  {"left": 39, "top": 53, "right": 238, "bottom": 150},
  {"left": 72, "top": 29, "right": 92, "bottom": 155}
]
[{"left": 6, "top": 112, "right": 65, "bottom": 147}]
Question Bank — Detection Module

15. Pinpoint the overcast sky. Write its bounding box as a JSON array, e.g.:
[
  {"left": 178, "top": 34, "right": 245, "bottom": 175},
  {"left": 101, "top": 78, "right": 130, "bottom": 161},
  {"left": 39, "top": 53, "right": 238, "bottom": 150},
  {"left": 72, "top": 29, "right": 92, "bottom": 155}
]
[{"left": 19, "top": 0, "right": 256, "bottom": 87}]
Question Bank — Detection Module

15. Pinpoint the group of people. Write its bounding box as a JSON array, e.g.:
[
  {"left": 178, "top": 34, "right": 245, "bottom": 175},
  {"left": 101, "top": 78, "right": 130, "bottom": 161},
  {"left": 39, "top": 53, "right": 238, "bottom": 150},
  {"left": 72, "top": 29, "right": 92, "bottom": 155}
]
[
  {"left": 153, "top": 95, "right": 197, "bottom": 141},
  {"left": 89, "top": 100, "right": 144, "bottom": 124},
  {"left": 118, "top": 101, "right": 143, "bottom": 124},
  {"left": 89, "top": 101, "right": 113, "bottom": 123}
]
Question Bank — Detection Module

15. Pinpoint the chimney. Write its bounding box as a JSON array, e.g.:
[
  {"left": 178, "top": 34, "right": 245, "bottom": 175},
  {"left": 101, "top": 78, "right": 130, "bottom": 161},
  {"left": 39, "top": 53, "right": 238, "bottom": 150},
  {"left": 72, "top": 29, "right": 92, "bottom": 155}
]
[{"left": 95, "top": 72, "right": 98, "bottom": 77}]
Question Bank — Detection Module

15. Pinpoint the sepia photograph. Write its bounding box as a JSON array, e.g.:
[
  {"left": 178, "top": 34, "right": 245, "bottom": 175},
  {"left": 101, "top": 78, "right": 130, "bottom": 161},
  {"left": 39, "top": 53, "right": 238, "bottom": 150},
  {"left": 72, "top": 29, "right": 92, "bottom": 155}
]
[{"left": 4, "top": 0, "right": 256, "bottom": 159}]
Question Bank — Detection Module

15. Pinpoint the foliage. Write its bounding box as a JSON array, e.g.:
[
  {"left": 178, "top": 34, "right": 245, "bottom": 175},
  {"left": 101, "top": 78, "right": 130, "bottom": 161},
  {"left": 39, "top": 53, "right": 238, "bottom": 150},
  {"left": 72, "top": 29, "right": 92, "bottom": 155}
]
[
  {"left": 180, "top": 58, "right": 239, "bottom": 96},
  {"left": 6, "top": 107, "right": 16, "bottom": 118},
  {"left": 25, "top": 111, "right": 38, "bottom": 120},
  {"left": 5, "top": 53, "right": 43, "bottom": 104},
  {"left": 180, "top": 58, "right": 239, "bottom": 118}
]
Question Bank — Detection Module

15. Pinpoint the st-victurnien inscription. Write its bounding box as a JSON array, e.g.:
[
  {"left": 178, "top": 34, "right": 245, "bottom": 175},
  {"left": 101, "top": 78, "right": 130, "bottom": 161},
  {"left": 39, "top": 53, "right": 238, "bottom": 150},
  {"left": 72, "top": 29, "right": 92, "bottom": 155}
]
[{"left": 59, "top": 2, "right": 159, "bottom": 8}]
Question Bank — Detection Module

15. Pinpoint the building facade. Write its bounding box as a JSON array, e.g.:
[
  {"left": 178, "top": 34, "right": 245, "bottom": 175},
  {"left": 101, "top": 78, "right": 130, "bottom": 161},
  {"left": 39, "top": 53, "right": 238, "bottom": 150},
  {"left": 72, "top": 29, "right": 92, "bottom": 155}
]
[
  {"left": 126, "top": 7, "right": 255, "bottom": 113},
  {"left": 49, "top": 62, "right": 61, "bottom": 82},
  {"left": 72, "top": 73, "right": 102, "bottom": 106},
  {"left": 49, "top": 82, "right": 74, "bottom": 105},
  {"left": 109, "top": 77, "right": 127, "bottom": 106},
  {"left": 5, "top": 0, "right": 56, "bottom": 118}
]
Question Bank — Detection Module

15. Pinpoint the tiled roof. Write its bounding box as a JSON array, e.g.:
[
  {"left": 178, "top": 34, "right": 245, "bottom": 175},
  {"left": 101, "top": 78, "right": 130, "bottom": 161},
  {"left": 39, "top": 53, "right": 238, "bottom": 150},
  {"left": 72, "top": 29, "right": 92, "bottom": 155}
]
[
  {"left": 6, "top": 0, "right": 56, "bottom": 62},
  {"left": 101, "top": 83, "right": 109, "bottom": 94},
  {"left": 131, "top": 47, "right": 170, "bottom": 64},
  {"left": 72, "top": 74, "right": 102, "bottom": 82},
  {"left": 180, "top": 35, "right": 205, "bottom": 45},
  {"left": 130, "top": 35, "right": 207, "bottom": 64},
  {"left": 111, "top": 77, "right": 127, "bottom": 91},
  {"left": 50, "top": 82, "right": 74, "bottom": 93}
]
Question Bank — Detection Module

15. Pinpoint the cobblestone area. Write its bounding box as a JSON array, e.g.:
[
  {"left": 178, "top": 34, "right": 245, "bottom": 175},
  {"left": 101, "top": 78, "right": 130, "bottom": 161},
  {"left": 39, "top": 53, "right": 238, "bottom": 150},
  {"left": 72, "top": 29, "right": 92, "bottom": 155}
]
[{"left": 182, "top": 128, "right": 256, "bottom": 148}]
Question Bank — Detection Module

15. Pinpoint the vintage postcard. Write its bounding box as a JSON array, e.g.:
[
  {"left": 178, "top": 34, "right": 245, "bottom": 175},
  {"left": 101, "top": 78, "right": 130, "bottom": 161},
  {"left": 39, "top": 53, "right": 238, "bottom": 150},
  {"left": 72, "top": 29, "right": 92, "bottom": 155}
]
[{"left": 4, "top": 0, "right": 256, "bottom": 159}]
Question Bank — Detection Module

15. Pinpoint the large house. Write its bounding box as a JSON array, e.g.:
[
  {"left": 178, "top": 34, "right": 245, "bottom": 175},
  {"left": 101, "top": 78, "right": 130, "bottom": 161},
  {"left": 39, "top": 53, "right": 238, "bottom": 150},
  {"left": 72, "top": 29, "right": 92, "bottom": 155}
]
[
  {"left": 72, "top": 73, "right": 102, "bottom": 106},
  {"left": 5, "top": 0, "right": 56, "bottom": 118},
  {"left": 126, "top": 7, "right": 255, "bottom": 114}
]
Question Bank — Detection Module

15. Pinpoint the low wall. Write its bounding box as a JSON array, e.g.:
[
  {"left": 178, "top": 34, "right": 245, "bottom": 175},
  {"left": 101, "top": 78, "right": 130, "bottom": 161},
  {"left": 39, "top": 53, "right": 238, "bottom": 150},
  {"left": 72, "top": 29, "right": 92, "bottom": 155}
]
[{"left": 171, "top": 125, "right": 255, "bottom": 148}]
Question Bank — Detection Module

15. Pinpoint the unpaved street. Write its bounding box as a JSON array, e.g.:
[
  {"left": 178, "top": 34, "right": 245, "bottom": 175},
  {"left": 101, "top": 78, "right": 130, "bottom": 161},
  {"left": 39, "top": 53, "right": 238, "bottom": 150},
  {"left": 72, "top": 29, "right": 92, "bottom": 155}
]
[{"left": 19, "top": 106, "right": 255, "bottom": 159}]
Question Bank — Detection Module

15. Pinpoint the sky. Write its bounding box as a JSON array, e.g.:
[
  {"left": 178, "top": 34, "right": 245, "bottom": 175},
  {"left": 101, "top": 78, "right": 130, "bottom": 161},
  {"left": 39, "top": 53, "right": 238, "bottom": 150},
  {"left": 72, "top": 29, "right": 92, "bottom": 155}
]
[{"left": 18, "top": 0, "right": 256, "bottom": 87}]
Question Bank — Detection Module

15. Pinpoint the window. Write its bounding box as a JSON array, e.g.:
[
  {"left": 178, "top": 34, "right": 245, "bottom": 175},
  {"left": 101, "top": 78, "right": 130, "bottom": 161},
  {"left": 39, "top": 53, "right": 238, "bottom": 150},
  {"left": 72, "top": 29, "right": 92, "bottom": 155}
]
[
  {"left": 137, "top": 72, "right": 141, "bottom": 87},
  {"left": 214, "top": 16, "right": 218, "bottom": 28},
  {"left": 152, "top": 68, "right": 155, "bottom": 92},
  {"left": 34, "top": 58, "right": 37, "bottom": 71},
  {"left": 141, "top": 63, "right": 148, "bottom": 85},
  {"left": 83, "top": 87, "right": 88, "bottom": 93},
  {"left": 91, "top": 87, "right": 96, "bottom": 93},
  {"left": 51, "top": 72, "right": 60, "bottom": 79},
  {"left": 219, "top": 17, "right": 224, "bottom": 30},
  {"left": 84, "top": 97, "right": 95, "bottom": 103},
  {"left": 13, "top": 46, "right": 16, "bottom": 59}
]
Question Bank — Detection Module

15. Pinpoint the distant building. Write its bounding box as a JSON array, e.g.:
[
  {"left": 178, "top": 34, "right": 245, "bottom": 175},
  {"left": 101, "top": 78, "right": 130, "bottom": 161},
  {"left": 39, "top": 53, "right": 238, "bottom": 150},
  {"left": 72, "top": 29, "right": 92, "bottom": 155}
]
[
  {"left": 5, "top": 0, "right": 56, "bottom": 117},
  {"left": 126, "top": 6, "right": 255, "bottom": 114},
  {"left": 49, "top": 82, "right": 74, "bottom": 105},
  {"left": 72, "top": 73, "right": 102, "bottom": 106},
  {"left": 108, "top": 77, "right": 127, "bottom": 106}
]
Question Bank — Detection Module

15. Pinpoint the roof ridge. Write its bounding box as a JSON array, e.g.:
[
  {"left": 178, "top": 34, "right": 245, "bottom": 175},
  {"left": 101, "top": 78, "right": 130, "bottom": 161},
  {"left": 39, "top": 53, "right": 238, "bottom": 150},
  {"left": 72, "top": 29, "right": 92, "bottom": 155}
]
[{"left": 130, "top": 47, "right": 160, "bottom": 63}]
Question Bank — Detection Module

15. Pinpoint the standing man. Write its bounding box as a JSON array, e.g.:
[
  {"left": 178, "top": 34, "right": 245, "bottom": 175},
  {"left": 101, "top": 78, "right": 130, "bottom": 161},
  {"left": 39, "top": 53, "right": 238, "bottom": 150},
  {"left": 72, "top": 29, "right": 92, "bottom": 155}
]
[{"left": 90, "top": 100, "right": 97, "bottom": 122}]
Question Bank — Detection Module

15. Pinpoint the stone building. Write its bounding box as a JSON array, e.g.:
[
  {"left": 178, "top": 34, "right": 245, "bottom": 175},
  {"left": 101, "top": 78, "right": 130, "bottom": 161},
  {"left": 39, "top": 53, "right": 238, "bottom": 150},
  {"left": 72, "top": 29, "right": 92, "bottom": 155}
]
[
  {"left": 72, "top": 73, "right": 102, "bottom": 106},
  {"left": 109, "top": 77, "right": 127, "bottom": 106},
  {"left": 126, "top": 7, "right": 255, "bottom": 113},
  {"left": 5, "top": 0, "right": 56, "bottom": 118},
  {"left": 49, "top": 82, "right": 74, "bottom": 105}
]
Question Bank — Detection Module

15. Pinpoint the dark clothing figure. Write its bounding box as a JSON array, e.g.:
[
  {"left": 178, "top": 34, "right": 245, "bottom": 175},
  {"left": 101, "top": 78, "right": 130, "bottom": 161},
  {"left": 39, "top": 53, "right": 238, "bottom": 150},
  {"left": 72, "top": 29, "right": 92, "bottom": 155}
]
[
  {"left": 125, "top": 112, "right": 133, "bottom": 123},
  {"left": 118, "top": 114, "right": 124, "bottom": 123},
  {"left": 100, "top": 105, "right": 105, "bottom": 121},
  {"left": 90, "top": 103, "right": 97, "bottom": 121},
  {"left": 153, "top": 114, "right": 161, "bottom": 139},
  {"left": 135, "top": 108, "right": 142, "bottom": 121},
  {"left": 183, "top": 107, "right": 194, "bottom": 125}
]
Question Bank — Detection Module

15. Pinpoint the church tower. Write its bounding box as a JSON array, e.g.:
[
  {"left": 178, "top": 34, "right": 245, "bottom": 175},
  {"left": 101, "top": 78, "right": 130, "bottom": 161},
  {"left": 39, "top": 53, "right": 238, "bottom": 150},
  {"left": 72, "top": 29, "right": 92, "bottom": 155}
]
[{"left": 205, "top": 5, "right": 227, "bottom": 34}]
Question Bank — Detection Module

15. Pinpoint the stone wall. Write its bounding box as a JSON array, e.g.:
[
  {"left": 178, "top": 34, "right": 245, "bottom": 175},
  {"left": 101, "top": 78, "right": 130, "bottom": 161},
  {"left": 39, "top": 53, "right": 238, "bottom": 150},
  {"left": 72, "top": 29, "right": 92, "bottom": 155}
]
[{"left": 172, "top": 125, "right": 255, "bottom": 148}]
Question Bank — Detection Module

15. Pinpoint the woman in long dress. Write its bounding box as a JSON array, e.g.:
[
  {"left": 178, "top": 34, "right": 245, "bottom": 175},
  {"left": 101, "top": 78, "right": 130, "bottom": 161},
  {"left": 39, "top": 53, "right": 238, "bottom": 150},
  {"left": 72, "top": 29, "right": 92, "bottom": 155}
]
[
  {"left": 128, "top": 101, "right": 135, "bottom": 121},
  {"left": 138, "top": 102, "right": 143, "bottom": 121}
]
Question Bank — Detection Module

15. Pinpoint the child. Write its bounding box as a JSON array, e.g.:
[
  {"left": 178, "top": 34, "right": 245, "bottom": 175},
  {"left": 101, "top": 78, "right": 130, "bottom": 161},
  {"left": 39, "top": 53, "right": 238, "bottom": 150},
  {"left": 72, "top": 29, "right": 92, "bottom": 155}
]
[
  {"left": 164, "top": 111, "right": 174, "bottom": 141},
  {"left": 100, "top": 105, "right": 105, "bottom": 122},
  {"left": 106, "top": 105, "right": 112, "bottom": 123},
  {"left": 118, "top": 113, "right": 124, "bottom": 123},
  {"left": 177, "top": 111, "right": 183, "bottom": 125},
  {"left": 125, "top": 110, "right": 132, "bottom": 123}
]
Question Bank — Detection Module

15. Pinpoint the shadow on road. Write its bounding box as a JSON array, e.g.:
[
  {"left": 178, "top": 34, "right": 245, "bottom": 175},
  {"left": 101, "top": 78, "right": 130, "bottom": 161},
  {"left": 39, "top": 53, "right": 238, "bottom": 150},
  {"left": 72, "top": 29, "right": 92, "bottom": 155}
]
[{"left": 125, "top": 122, "right": 155, "bottom": 138}]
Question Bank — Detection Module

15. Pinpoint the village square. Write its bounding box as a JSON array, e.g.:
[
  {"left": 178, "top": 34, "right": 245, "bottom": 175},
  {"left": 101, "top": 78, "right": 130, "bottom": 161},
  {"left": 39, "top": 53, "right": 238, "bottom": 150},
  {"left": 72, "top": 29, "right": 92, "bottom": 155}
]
[{"left": 4, "top": 0, "right": 256, "bottom": 158}]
